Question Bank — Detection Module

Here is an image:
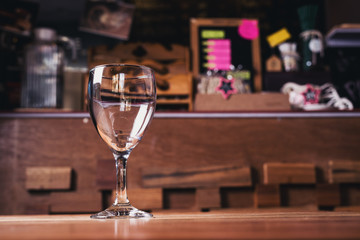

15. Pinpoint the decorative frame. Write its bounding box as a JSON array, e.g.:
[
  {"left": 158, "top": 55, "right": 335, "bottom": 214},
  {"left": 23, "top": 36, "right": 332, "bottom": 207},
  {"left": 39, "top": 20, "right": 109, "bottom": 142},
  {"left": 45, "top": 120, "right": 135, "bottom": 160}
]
[
  {"left": 190, "top": 18, "right": 262, "bottom": 92},
  {"left": 79, "top": 0, "right": 135, "bottom": 40}
]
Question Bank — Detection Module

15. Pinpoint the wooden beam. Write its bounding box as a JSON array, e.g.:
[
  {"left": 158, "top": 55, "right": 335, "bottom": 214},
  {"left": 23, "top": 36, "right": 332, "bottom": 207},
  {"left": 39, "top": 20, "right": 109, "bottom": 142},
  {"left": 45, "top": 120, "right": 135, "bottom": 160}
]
[
  {"left": 329, "top": 160, "right": 360, "bottom": 183},
  {"left": 263, "top": 163, "right": 316, "bottom": 184},
  {"left": 142, "top": 165, "right": 252, "bottom": 188},
  {"left": 26, "top": 167, "right": 72, "bottom": 190}
]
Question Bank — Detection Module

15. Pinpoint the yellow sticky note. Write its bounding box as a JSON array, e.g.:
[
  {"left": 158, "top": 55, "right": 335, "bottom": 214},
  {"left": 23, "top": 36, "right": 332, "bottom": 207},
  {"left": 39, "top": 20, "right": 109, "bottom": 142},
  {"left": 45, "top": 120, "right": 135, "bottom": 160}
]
[{"left": 266, "top": 28, "right": 291, "bottom": 48}]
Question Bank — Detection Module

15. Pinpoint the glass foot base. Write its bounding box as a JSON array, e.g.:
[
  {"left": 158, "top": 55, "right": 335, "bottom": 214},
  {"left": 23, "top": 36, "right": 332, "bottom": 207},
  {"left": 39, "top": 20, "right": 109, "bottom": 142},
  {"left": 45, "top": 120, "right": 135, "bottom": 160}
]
[{"left": 90, "top": 204, "right": 153, "bottom": 219}]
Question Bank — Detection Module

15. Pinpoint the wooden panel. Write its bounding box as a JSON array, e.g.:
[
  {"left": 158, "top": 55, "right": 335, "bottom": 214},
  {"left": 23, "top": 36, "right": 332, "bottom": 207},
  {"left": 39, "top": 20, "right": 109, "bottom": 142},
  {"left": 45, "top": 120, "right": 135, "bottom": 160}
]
[
  {"left": 142, "top": 165, "right": 252, "bottom": 188},
  {"left": 120, "top": 188, "right": 163, "bottom": 210},
  {"left": 196, "top": 188, "right": 221, "bottom": 209},
  {"left": 194, "top": 93, "right": 290, "bottom": 111},
  {"left": 281, "top": 185, "right": 317, "bottom": 208},
  {"left": 50, "top": 191, "right": 102, "bottom": 213},
  {"left": 2, "top": 116, "right": 360, "bottom": 214},
  {"left": 263, "top": 163, "right": 316, "bottom": 184},
  {"left": 316, "top": 184, "right": 340, "bottom": 207},
  {"left": 335, "top": 206, "right": 360, "bottom": 212},
  {"left": 163, "top": 189, "right": 196, "bottom": 209},
  {"left": 329, "top": 160, "right": 360, "bottom": 183},
  {"left": 339, "top": 184, "right": 360, "bottom": 206},
  {"left": 25, "top": 167, "right": 72, "bottom": 190},
  {"left": 220, "top": 187, "right": 254, "bottom": 208},
  {"left": 254, "top": 184, "right": 281, "bottom": 208}
]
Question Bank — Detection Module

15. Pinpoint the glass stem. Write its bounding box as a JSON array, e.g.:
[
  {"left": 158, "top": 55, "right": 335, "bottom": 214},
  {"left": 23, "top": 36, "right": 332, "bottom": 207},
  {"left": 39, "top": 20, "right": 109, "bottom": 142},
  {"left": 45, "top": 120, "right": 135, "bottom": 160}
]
[{"left": 113, "top": 152, "right": 130, "bottom": 206}]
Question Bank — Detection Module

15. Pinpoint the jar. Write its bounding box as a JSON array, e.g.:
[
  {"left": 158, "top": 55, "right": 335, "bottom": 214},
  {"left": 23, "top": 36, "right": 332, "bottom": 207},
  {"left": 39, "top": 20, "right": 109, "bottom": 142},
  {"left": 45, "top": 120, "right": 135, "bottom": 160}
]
[{"left": 21, "top": 28, "right": 64, "bottom": 108}]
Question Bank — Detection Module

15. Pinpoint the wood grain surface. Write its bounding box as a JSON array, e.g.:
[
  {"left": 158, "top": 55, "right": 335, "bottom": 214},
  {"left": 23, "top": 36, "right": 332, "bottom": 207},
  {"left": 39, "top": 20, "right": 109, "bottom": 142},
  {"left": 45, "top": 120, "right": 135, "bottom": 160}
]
[
  {"left": 142, "top": 165, "right": 252, "bottom": 188},
  {"left": 0, "top": 210, "right": 359, "bottom": 239},
  {"left": 263, "top": 163, "right": 316, "bottom": 184},
  {"left": 1, "top": 116, "right": 360, "bottom": 214},
  {"left": 329, "top": 160, "right": 360, "bottom": 183}
]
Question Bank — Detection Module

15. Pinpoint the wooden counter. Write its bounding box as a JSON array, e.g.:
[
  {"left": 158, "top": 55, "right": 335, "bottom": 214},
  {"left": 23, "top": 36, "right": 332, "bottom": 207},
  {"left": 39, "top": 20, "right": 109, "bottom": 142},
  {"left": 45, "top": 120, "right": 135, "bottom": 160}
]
[
  {"left": 1, "top": 112, "right": 360, "bottom": 214},
  {"left": 0, "top": 210, "right": 360, "bottom": 239}
]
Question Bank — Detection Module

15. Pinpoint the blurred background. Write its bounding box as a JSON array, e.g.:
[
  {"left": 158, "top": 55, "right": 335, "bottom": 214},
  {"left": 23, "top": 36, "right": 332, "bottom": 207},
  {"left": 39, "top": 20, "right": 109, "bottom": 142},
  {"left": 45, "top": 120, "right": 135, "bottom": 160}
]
[
  {"left": 1, "top": 0, "right": 360, "bottom": 111},
  {"left": 1, "top": 0, "right": 360, "bottom": 216}
]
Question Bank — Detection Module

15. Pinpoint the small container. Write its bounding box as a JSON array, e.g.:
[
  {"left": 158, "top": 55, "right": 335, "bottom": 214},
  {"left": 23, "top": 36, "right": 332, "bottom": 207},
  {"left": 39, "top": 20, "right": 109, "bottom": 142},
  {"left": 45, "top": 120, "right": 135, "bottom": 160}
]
[
  {"left": 21, "top": 28, "right": 65, "bottom": 108},
  {"left": 278, "top": 42, "right": 299, "bottom": 72}
]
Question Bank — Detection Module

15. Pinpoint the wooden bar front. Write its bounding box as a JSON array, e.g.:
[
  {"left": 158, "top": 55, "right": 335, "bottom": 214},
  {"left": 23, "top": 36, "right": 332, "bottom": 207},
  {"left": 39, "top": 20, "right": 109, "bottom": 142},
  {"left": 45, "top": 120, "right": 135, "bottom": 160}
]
[{"left": 1, "top": 112, "right": 360, "bottom": 214}]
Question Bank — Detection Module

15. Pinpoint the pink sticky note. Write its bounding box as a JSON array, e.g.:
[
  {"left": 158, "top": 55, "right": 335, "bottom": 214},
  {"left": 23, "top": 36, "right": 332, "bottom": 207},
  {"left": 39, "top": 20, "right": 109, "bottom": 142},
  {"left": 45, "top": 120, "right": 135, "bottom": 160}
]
[
  {"left": 206, "top": 47, "right": 231, "bottom": 54},
  {"left": 209, "top": 39, "right": 231, "bottom": 47},
  {"left": 208, "top": 53, "right": 231, "bottom": 60},
  {"left": 207, "top": 63, "right": 232, "bottom": 70},
  {"left": 238, "top": 19, "right": 259, "bottom": 40}
]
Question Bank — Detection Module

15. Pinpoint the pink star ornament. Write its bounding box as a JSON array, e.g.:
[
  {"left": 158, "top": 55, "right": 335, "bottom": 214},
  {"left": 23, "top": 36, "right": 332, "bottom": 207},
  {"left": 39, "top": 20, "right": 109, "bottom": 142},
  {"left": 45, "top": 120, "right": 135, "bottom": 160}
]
[{"left": 215, "top": 77, "right": 237, "bottom": 99}]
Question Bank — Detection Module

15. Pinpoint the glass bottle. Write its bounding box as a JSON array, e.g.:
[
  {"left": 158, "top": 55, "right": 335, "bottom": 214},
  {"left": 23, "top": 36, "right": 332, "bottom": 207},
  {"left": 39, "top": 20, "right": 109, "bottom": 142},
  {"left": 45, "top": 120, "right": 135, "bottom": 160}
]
[{"left": 21, "top": 28, "right": 64, "bottom": 108}]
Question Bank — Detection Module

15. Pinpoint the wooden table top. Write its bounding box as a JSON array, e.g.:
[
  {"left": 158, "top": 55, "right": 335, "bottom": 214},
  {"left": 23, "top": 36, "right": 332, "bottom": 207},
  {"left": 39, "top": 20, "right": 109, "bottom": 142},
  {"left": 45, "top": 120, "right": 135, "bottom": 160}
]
[{"left": 1, "top": 209, "right": 360, "bottom": 239}]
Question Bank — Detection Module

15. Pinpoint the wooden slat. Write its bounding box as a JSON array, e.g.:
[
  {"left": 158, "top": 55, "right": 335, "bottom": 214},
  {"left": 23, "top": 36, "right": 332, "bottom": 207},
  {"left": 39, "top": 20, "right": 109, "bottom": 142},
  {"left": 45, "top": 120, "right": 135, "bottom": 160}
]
[
  {"left": 263, "top": 163, "right": 316, "bottom": 184},
  {"left": 50, "top": 191, "right": 102, "bottom": 213},
  {"left": 254, "top": 184, "right": 281, "bottom": 208},
  {"left": 335, "top": 206, "right": 360, "bottom": 212},
  {"left": 316, "top": 184, "right": 340, "bottom": 207},
  {"left": 25, "top": 167, "right": 72, "bottom": 190},
  {"left": 89, "top": 43, "right": 189, "bottom": 64},
  {"left": 142, "top": 165, "right": 252, "bottom": 188},
  {"left": 163, "top": 189, "right": 196, "bottom": 209},
  {"left": 196, "top": 188, "right": 221, "bottom": 209},
  {"left": 329, "top": 160, "right": 360, "bottom": 183}
]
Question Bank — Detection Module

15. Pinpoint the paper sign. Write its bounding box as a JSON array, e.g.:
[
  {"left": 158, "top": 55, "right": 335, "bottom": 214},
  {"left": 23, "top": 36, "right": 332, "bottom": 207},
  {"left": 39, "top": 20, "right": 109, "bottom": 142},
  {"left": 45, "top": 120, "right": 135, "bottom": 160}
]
[
  {"left": 266, "top": 28, "right": 291, "bottom": 48},
  {"left": 205, "top": 53, "right": 231, "bottom": 60},
  {"left": 238, "top": 19, "right": 259, "bottom": 40},
  {"left": 203, "top": 39, "right": 231, "bottom": 47},
  {"left": 201, "top": 30, "right": 225, "bottom": 39}
]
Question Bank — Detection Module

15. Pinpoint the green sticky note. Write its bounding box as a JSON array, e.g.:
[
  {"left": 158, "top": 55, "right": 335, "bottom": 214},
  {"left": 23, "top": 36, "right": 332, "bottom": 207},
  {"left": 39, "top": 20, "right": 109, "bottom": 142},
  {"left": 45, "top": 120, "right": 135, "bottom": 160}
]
[{"left": 201, "top": 30, "right": 225, "bottom": 39}]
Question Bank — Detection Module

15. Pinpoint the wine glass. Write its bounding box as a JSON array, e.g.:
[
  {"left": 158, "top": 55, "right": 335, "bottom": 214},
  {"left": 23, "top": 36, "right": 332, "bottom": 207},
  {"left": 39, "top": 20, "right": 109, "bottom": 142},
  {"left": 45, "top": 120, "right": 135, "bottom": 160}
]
[{"left": 88, "top": 64, "right": 156, "bottom": 218}]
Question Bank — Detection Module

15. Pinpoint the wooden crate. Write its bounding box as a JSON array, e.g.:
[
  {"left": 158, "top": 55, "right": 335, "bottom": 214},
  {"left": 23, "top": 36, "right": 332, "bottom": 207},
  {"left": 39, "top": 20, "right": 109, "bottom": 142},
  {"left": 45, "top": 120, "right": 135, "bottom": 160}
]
[{"left": 87, "top": 42, "right": 193, "bottom": 111}]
